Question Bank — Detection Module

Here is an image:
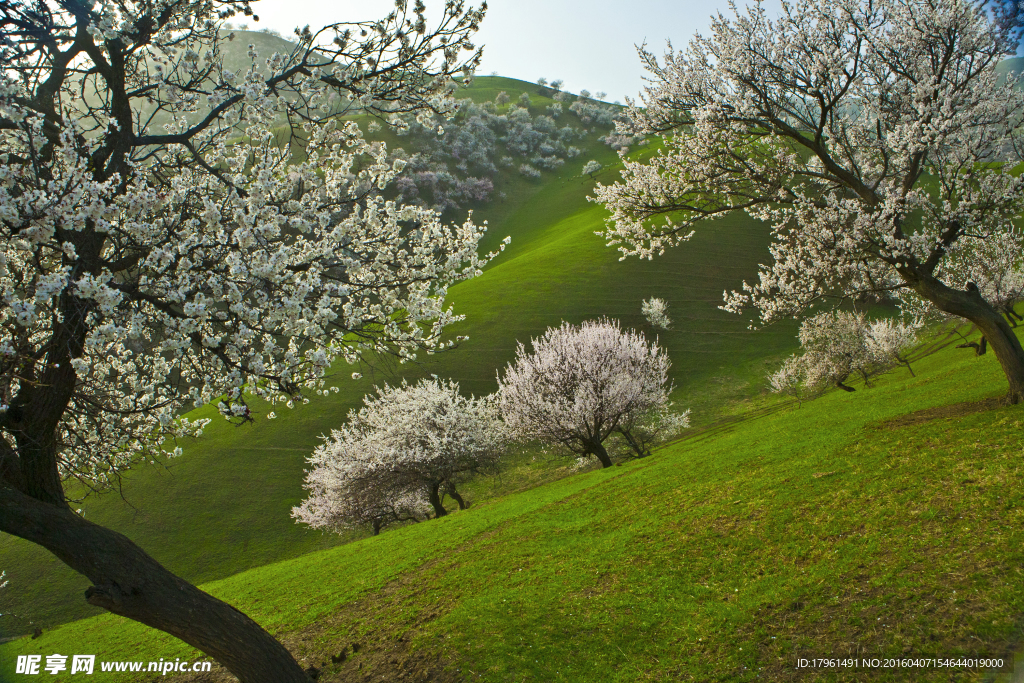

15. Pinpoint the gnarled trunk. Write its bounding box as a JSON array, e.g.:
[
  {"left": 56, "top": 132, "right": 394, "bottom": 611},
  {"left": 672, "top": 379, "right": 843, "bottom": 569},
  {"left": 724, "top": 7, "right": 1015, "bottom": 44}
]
[
  {"left": 834, "top": 375, "right": 857, "bottom": 392},
  {"left": 0, "top": 485, "right": 311, "bottom": 683},
  {"left": 617, "top": 427, "right": 651, "bottom": 458},
  {"left": 588, "top": 441, "right": 614, "bottom": 468},
  {"left": 427, "top": 481, "right": 448, "bottom": 517},
  {"left": 445, "top": 485, "right": 468, "bottom": 510},
  {"left": 916, "top": 277, "right": 1024, "bottom": 404}
]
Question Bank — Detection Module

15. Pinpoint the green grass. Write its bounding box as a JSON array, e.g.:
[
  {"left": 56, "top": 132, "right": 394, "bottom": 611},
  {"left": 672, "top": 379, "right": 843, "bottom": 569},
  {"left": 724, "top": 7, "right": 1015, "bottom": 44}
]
[
  {"left": 0, "top": 76, "right": 799, "bottom": 637},
  {"left": 2, "top": 323, "right": 1021, "bottom": 681}
]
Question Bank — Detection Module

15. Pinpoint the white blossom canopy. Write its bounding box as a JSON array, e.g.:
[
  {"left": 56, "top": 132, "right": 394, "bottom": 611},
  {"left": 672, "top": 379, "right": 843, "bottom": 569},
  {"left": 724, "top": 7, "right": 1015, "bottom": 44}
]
[
  {"left": 0, "top": 0, "right": 498, "bottom": 495},
  {"left": 293, "top": 376, "right": 506, "bottom": 531},
  {"left": 594, "top": 0, "right": 1024, "bottom": 402},
  {"left": 496, "top": 317, "right": 671, "bottom": 467}
]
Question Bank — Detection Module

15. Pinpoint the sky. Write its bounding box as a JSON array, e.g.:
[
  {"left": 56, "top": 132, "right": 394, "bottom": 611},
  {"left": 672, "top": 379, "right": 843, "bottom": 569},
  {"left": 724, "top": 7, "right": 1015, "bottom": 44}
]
[{"left": 250, "top": 0, "right": 783, "bottom": 103}]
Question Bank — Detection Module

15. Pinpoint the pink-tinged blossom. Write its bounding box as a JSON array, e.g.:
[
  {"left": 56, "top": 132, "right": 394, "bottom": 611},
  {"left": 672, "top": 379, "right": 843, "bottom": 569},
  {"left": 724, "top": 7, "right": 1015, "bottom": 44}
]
[
  {"left": 496, "top": 318, "right": 674, "bottom": 468},
  {"left": 293, "top": 377, "right": 506, "bottom": 533}
]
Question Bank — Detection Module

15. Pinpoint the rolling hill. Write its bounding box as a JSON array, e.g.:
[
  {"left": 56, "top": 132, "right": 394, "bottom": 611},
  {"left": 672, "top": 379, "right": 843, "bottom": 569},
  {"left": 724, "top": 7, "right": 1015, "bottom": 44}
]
[
  {"left": 0, "top": 72, "right": 801, "bottom": 638},
  {"left": 2, "top": 314, "right": 1020, "bottom": 682}
]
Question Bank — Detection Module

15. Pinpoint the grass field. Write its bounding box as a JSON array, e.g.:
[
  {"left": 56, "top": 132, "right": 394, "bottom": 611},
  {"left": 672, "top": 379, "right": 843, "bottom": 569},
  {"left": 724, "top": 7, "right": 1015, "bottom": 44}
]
[
  {"left": 0, "top": 76, "right": 801, "bottom": 637},
  {"left": 2, "top": 321, "right": 1020, "bottom": 681}
]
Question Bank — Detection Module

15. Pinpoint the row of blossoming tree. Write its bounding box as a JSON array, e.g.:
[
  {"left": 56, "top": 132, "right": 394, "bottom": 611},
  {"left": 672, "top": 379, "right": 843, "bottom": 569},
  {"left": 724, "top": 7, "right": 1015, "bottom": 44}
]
[{"left": 292, "top": 318, "right": 689, "bottom": 536}]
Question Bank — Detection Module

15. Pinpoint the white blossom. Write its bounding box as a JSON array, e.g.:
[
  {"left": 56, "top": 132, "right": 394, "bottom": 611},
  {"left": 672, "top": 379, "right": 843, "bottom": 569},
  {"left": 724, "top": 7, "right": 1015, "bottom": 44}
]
[
  {"left": 641, "top": 297, "right": 671, "bottom": 329},
  {"left": 0, "top": 0, "right": 494, "bottom": 493},
  {"left": 497, "top": 318, "right": 674, "bottom": 468},
  {"left": 293, "top": 377, "right": 506, "bottom": 533},
  {"left": 593, "top": 0, "right": 1024, "bottom": 400}
]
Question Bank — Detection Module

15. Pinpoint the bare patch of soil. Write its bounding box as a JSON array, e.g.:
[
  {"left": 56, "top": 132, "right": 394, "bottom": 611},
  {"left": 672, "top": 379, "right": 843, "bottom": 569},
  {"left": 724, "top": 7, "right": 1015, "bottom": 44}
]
[
  {"left": 161, "top": 552, "right": 468, "bottom": 683},
  {"left": 873, "top": 396, "right": 1007, "bottom": 430}
]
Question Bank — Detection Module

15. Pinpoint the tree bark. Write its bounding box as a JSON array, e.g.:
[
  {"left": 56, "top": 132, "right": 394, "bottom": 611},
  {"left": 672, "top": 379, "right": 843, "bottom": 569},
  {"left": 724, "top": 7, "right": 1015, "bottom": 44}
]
[
  {"left": 427, "top": 481, "right": 448, "bottom": 517},
  {"left": 916, "top": 277, "right": 1024, "bottom": 404},
  {"left": 617, "top": 428, "right": 650, "bottom": 458},
  {"left": 835, "top": 377, "right": 857, "bottom": 392},
  {"left": 957, "top": 337, "right": 988, "bottom": 356},
  {"left": 445, "top": 485, "right": 468, "bottom": 510},
  {"left": 0, "top": 484, "right": 311, "bottom": 683},
  {"left": 588, "top": 441, "right": 614, "bottom": 468}
]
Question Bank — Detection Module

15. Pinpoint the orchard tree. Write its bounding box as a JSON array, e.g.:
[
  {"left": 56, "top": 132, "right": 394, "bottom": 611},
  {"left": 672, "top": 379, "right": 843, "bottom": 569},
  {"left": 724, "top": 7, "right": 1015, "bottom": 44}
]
[
  {"left": 582, "top": 159, "right": 602, "bottom": 178},
  {"left": 293, "top": 377, "right": 506, "bottom": 530},
  {"left": 864, "top": 317, "right": 922, "bottom": 376},
  {"left": 0, "top": 0, "right": 491, "bottom": 680},
  {"left": 497, "top": 318, "right": 672, "bottom": 468},
  {"left": 797, "top": 310, "right": 875, "bottom": 392},
  {"left": 641, "top": 296, "right": 671, "bottom": 329},
  {"left": 595, "top": 0, "right": 1024, "bottom": 403},
  {"left": 769, "top": 312, "right": 920, "bottom": 396}
]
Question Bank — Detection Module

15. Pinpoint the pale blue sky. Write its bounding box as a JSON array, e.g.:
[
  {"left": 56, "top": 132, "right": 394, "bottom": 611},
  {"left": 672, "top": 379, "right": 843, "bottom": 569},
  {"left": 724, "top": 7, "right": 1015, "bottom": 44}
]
[{"left": 254, "top": 0, "right": 782, "bottom": 103}]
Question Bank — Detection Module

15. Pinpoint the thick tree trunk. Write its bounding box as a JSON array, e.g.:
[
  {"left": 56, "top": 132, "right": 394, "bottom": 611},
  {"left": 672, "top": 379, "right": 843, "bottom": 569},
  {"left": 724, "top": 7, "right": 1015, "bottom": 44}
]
[
  {"left": 427, "top": 481, "right": 448, "bottom": 517},
  {"left": 589, "top": 441, "right": 614, "bottom": 468},
  {"left": 445, "top": 485, "right": 468, "bottom": 510},
  {"left": 916, "top": 277, "right": 1024, "bottom": 404},
  {"left": 0, "top": 485, "right": 311, "bottom": 683},
  {"left": 834, "top": 376, "right": 857, "bottom": 392}
]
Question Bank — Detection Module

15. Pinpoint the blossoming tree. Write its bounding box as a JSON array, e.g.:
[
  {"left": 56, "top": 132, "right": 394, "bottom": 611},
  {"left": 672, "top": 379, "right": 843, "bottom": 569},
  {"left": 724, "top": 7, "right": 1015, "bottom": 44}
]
[
  {"left": 594, "top": 0, "right": 1024, "bottom": 403},
  {"left": 497, "top": 318, "right": 672, "bottom": 468},
  {"left": 0, "top": 0, "right": 491, "bottom": 680},
  {"left": 641, "top": 296, "right": 671, "bottom": 329},
  {"left": 292, "top": 377, "right": 505, "bottom": 534},
  {"left": 769, "top": 311, "right": 921, "bottom": 396}
]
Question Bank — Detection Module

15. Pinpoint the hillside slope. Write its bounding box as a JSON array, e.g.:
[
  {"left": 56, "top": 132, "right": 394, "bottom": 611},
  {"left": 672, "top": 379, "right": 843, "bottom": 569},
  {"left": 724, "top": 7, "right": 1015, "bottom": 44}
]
[
  {"left": 0, "top": 76, "right": 799, "bottom": 637},
  {"left": 2, "top": 324, "right": 1021, "bottom": 682}
]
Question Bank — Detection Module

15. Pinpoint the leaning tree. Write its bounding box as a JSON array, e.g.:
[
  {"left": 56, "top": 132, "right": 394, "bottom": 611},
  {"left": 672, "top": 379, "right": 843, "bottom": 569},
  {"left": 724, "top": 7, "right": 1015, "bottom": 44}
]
[
  {"left": 497, "top": 318, "right": 672, "bottom": 468},
  {"left": 595, "top": 0, "right": 1024, "bottom": 403},
  {"left": 0, "top": 0, "right": 492, "bottom": 680},
  {"left": 293, "top": 377, "right": 505, "bottom": 532}
]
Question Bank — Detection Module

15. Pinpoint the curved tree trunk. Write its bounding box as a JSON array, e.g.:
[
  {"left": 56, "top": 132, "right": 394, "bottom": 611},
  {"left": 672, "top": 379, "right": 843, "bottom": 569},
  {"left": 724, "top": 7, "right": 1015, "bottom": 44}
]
[
  {"left": 427, "top": 481, "right": 448, "bottom": 517},
  {"left": 445, "top": 485, "right": 469, "bottom": 510},
  {"left": 617, "top": 427, "right": 650, "bottom": 458},
  {"left": 589, "top": 441, "right": 614, "bottom": 468},
  {"left": 0, "top": 484, "right": 311, "bottom": 683},
  {"left": 916, "top": 277, "right": 1024, "bottom": 404},
  {"left": 835, "top": 376, "right": 857, "bottom": 392}
]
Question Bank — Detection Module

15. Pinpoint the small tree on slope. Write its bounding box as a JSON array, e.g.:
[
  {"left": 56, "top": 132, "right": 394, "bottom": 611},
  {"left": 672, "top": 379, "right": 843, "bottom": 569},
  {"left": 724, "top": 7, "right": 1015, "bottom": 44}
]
[
  {"left": 497, "top": 318, "right": 672, "bottom": 468},
  {"left": 0, "top": 1, "right": 488, "bottom": 680},
  {"left": 594, "top": 0, "right": 1024, "bottom": 404},
  {"left": 293, "top": 378, "right": 505, "bottom": 532},
  {"left": 769, "top": 312, "right": 921, "bottom": 397}
]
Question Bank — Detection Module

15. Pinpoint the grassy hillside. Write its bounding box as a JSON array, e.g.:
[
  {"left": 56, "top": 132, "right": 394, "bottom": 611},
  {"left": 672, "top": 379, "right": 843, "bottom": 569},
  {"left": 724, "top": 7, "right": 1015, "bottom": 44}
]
[
  {"left": 2, "top": 324, "right": 1021, "bottom": 681},
  {"left": 0, "top": 76, "right": 800, "bottom": 638}
]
